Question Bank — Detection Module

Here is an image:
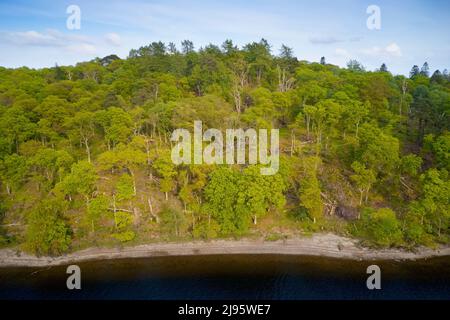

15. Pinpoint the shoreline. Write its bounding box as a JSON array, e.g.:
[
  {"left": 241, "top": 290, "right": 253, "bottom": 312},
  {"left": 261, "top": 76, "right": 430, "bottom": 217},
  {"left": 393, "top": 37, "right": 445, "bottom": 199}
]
[{"left": 1, "top": 233, "right": 449, "bottom": 268}]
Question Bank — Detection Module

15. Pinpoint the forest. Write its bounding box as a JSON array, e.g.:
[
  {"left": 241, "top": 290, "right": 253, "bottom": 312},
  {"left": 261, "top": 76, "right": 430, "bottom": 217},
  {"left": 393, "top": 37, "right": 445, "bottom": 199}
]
[{"left": 0, "top": 39, "right": 448, "bottom": 256}]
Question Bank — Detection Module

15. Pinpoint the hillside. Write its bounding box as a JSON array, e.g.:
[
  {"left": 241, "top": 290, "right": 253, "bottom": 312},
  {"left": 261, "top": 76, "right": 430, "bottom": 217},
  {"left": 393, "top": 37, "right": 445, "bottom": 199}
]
[{"left": 0, "top": 39, "right": 449, "bottom": 256}]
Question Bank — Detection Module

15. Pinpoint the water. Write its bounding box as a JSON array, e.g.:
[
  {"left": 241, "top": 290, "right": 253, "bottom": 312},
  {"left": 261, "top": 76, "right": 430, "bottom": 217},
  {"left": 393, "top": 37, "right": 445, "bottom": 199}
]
[{"left": 1, "top": 255, "right": 449, "bottom": 300}]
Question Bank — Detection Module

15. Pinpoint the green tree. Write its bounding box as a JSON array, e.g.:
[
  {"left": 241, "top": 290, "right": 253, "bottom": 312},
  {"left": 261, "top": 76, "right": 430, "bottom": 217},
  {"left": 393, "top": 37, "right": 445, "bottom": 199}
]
[
  {"left": 0, "top": 154, "right": 28, "bottom": 195},
  {"left": 153, "top": 152, "right": 177, "bottom": 200},
  {"left": 116, "top": 174, "right": 135, "bottom": 201},
  {"left": 56, "top": 160, "right": 98, "bottom": 204},
  {"left": 351, "top": 161, "right": 376, "bottom": 205},
  {"left": 159, "top": 205, "right": 187, "bottom": 237},
  {"left": 86, "top": 195, "right": 109, "bottom": 233},
  {"left": 359, "top": 208, "right": 403, "bottom": 247},
  {"left": 97, "top": 143, "right": 146, "bottom": 195},
  {"left": 25, "top": 198, "right": 71, "bottom": 256},
  {"left": 65, "top": 111, "right": 96, "bottom": 162}
]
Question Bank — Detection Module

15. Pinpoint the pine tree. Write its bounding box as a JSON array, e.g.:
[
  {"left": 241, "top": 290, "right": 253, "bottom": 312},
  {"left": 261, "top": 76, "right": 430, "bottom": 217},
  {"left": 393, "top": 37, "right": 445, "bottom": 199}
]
[
  {"left": 420, "top": 62, "right": 430, "bottom": 77},
  {"left": 410, "top": 65, "right": 420, "bottom": 78}
]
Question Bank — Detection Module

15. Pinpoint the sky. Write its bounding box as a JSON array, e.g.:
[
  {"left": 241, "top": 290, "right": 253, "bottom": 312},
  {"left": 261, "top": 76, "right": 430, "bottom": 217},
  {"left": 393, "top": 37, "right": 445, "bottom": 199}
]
[{"left": 0, "top": 0, "right": 449, "bottom": 75}]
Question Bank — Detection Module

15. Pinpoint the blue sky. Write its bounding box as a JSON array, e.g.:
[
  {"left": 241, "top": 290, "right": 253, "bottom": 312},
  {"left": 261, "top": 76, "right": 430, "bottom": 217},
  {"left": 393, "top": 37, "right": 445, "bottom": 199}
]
[{"left": 0, "top": 0, "right": 449, "bottom": 75}]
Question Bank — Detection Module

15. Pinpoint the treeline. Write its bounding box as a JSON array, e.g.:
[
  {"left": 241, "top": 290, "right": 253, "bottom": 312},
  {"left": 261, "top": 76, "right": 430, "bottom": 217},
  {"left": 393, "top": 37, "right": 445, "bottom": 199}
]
[{"left": 0, "top": 39, "right": 448, "bottom": 255}]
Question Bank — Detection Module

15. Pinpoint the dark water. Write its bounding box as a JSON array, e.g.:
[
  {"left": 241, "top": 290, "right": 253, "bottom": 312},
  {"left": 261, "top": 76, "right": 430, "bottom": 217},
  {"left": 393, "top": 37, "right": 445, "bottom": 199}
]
[{"left": 1, "top": 255, "right": 450, "bottom": 300}]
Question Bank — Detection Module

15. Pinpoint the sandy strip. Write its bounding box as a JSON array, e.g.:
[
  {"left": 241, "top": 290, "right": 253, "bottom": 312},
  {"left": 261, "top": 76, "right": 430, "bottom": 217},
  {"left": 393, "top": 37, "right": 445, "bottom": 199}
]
[{"left": 1, "top": 233, "right": 449, "bottom": 267}]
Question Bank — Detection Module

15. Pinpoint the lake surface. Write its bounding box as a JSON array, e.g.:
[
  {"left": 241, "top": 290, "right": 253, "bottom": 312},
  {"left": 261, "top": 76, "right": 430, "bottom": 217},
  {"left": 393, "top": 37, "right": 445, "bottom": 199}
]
[{"left": 1, "top": 255, "right": 450, "bottom": 300}]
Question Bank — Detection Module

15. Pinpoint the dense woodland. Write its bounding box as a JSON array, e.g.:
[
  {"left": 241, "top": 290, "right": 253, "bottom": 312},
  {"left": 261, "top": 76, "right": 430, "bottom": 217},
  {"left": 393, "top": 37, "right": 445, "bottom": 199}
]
[{"left": 0, "top": 39, "right": 448, "bottom": 255}]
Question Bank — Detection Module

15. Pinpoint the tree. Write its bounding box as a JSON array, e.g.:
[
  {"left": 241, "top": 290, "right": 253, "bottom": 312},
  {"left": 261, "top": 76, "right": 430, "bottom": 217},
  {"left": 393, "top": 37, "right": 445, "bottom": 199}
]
[
  {"left": 401, "top": 154, "right": 423, "bottom": 176},
  {"left": 181, "top": 40, "right": 194, "bottom": 54},
  {"left": 351, "top": 161, "right": 376, "bottom": 205},
  {"left": 359, "top": 208, "right": 403, "bottom": 247},
  {"left": 357, "top": 123, "right": 400, "bottom": 178},
  {"left": 152, "top": 152, "right": 177, "bottom": 200},
  {"left": 112, "top": 212, "right": 135, "bottom": 242},
  {"left": 0, "top": 106, "right": 36, "bottom": 152},
  {"left": 431, "top": 132, "right": 450, "bottom": 170},
  {"left": 347, "top": 60, "right": 365, "bottom": 72},
  {"left": 97, "top": 142, "right": 146, "bottom": 195},
  {"left": 65, "top": 111, "right": 96, "bottom": 162},
  {"left": 430, "top": 70, "right": 444, "bottom": 84},
  {"left": 222, "top": 39, "right": 237, "bottom": 55},
  {"left": 410, "top": 65, "right": 420, "bottom": 78},
  {"left": 236, "top": 165, "right": 286, "bottom": 225},
  {"left": 410, "top": 85, "right": 432, "bottom": 140},
  {"left": 159, "top": 205, "right": 187, "bottom": 238},
  {"left": 30, "top": 148, "right": 74, "bottom": 188},
  {"left": 298, "top": 156, "right": 323, "bottom": 223},
  {"left": 204, "top": 167, "right": 246, "bottom": 235},
  {"left": 95, "top": 107, "right": 133, "bottom": 149},
  {"left": 56, "top": 160, "right": 98, "bottom": 204},
  {"left": 168, "top": 42, "right": 178, "bottom": 54},
  {"left": 86, "top": 195, "right": 109, "bottom": 233},
  {"left": 279, "top": 45, "right": 294, "bottom": 60},
  {"left": 379, "top": 63, "right": 388, "bottom": 72},
  {"left": 25, "top": 197, "right": 71, "bottom": 256},
  {"left": 416, "top": 169, "right": 450, "bottom": 238},
  {"left": 420, "top": 62, "right": 430, "bottom": 77},
  {"left": 0, "top": 154, "right": 28, "bottom": 195},
  {"left": 116, "top": 174, "right": 135, "bottom": 201}
]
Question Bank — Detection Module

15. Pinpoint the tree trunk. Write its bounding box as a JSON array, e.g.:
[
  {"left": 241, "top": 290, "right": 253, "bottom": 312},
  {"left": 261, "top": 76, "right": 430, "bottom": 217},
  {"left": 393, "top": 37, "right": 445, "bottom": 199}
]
[
  {"left": 84, "top": 137, "right": 91, "bottom": 163},
  {"left": 129, "top": 170, "right": 137, "bottom": 195},
  {"left": 113, "top": 194, "right": 117, "bottom": 228}
]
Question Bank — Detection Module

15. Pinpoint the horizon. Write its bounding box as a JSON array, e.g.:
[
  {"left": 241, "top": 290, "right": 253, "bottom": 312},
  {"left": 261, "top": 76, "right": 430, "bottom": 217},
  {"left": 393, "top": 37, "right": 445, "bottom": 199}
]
[{"left": 0, "top": 0, "right": 449, "bottom": 76}]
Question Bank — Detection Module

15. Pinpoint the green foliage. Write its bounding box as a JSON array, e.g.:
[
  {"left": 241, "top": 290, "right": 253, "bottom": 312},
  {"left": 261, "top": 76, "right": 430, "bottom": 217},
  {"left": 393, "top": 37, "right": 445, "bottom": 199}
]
[
  {"left": 116, "top": 174, "right": 135, "bottom": 201},
  {"left": 159, "top": 205, "right": 187, "bottom": 238},
  {"left": 204, "top": 165, "right": 286, "bottom": 235},
  {"left": 358, "top": 208, "right": 403, "bottom": 247},
  {"left": 297, "top": 156, "right": 323, "bottom": 223},
  {"left": 56, "top": 160, "right": 98, "bottom": 202},
  {"left": 153, "top": 152, "right": 177, "bottom": 199},
  {"left": 0, "top": 39, "right": 448, "bottom": 254},
  {"left": 25, "top": 198, "right": 71, "bottom": 256},
  {"left": 401, "top": 154, "right": 423, "bottom": 176},
  {"left": 350, "top": 161, "right": 376, "bottom": 205},
  {"left": 0, "top": 154, "right": 28, "bottom": 194},
  {"left": 113, "top": 211, "right": 135, "bottom": 242},
  {"left": 86, "top": 195, "right": 109, "bottom": 233}
]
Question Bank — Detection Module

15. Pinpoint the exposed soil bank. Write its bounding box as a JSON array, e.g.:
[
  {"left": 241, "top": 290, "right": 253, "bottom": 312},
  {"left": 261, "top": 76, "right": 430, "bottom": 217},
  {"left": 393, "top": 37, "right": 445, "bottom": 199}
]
[{"left": 1, "top": 233, "right": 449, "bottom": 267}]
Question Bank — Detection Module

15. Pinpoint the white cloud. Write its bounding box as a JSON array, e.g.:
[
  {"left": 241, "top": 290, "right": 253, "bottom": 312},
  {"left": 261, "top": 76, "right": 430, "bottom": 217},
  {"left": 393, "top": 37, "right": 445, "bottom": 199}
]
[
  {"left": 2, "top": 29, "right": 93, "bottom": 47},
  {"left": 385, "top": 42, "right": 402, "bottom": 57},
  {"left": 4, "top": 30, "right": 63, "bottom": 46},
  {"left": 1, "top": 29, "right": 97, "bottom": 56},
  {"left": 105, "top": 33, "right": 121, "bottom": 46},
  {"left": 66, "top": 43, "right": 97, "bottom": 55},
  {"left": 335, "top": 48, "right": 350, "bottom": 57},
  {"left": 361, "top": 42, "right": 402, "bottom": 58}
]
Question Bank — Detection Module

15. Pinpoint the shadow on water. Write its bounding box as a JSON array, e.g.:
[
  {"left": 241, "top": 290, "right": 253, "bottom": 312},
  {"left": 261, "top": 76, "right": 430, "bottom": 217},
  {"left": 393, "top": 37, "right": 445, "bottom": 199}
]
[{"left": 1, "top": 255, "right": 450, "bottom": 300}]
